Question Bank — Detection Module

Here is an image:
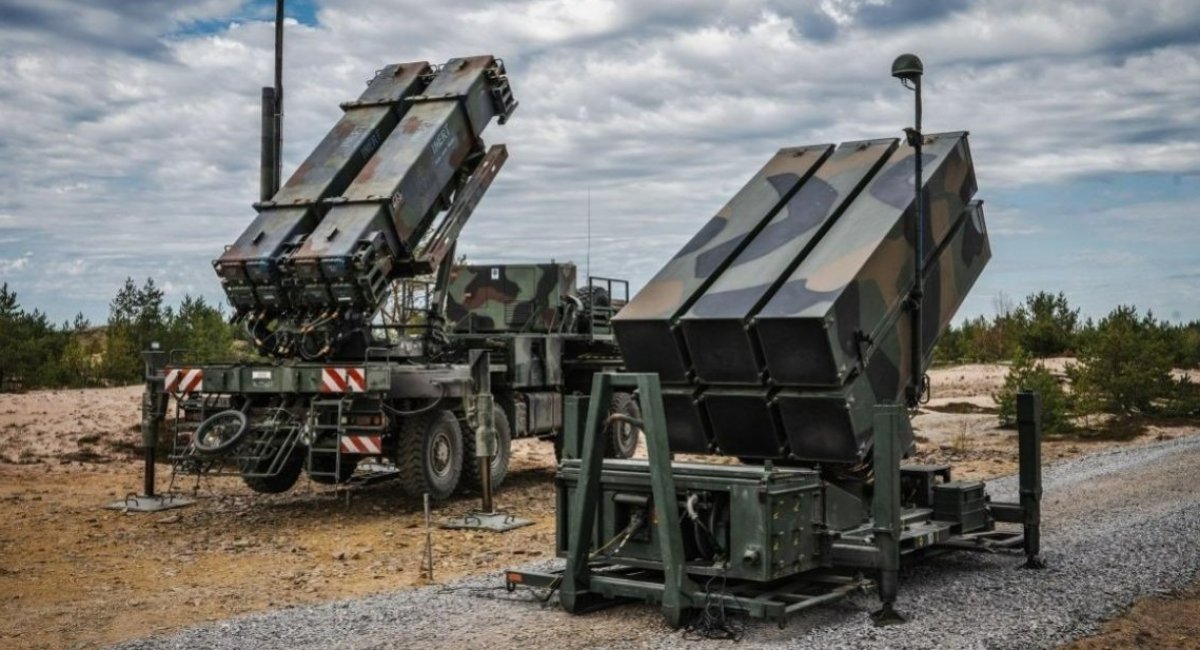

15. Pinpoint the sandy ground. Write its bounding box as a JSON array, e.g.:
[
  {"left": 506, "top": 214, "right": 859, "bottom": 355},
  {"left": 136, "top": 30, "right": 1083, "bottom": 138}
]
[{"left": 0, "top": 365, "right": 1196, "bottom": 649}]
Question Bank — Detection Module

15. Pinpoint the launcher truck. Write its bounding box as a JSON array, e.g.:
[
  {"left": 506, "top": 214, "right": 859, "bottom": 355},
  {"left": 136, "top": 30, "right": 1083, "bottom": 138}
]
[{"left": 139, "top": 55, "right": 639, "bottom": 503}]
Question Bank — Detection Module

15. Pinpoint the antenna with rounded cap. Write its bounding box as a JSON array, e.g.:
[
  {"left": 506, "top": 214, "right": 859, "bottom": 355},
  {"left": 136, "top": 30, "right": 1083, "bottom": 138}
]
[{"left": 892, "top": 53, "right": 925, "bottom": 409}]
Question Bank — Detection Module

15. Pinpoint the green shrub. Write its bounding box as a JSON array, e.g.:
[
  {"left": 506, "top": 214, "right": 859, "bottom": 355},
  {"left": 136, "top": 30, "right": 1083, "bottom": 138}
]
[
  {"left": 1067, "top": 306, "right": 1175, "bottom": 416},
  {"left": 994, "top": 347, "right": 1072, "bottom": 434}
]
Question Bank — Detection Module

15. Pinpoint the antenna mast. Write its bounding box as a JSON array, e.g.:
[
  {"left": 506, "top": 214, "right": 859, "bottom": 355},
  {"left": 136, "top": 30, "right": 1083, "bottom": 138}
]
[
  {"left": 586, "top": 186, "right": 592, "bottom": 287},
  {"left": 260, "top": 0, "right": 284, "bottom": 201}
]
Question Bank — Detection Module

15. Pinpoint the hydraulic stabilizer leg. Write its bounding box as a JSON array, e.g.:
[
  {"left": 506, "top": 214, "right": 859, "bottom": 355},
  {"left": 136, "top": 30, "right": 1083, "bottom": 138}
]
[
  {"left": 105, "top": 345, "right": 194, "bottom": 512},
  {"left": 441, "top": 350, "right": 531, "bottom": 532},
  {"left": 870, "top": 402, "right": 907, "bottom": 626},
  {"left": 140, "top": 345, "right": 168, "bottom": 497},
  {"left": 1017, "top": 391, "right": 1045, "bottom": 569}
]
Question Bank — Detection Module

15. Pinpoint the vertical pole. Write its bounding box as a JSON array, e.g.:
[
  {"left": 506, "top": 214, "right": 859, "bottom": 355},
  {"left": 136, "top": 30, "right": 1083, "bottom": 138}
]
[
  {"left": 1017, "top": 391, "right": 1045, "bottom": 568},
  {"left": 140, "top": 345, "right": 167, "bottom": 498},
  {"left": 907, "top": 78, "right": 925, "bottom": 407},
  {"left": 142, "top": 397, "right": 157, "bottom": 497},
  {"left": 871, "top": 403, "right": 906, "bottom": 625},
  {"left": 469, "top": 349, "right": 495, "bottom": 513},
  {"left": 272, "top": 0, "right": 284, "bottom": 195},
  {"left": 561, "top": 373, "right": 613, "bottom": 613},
  {"left": 637, "top": 373, "right": 692, "bottom": 629},
  {"left": 423, "top": 493, "right": 434, "bottom": 581},
  {"left": 259, "top": 87, "right": 277, "bottom": 202},
  {"left": 479, "top": 444, "right": 494, "bottom": 513}
]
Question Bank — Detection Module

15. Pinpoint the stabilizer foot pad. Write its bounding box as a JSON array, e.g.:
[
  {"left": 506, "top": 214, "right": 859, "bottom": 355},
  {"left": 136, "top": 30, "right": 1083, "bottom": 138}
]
[
  {"left": 103, "top": 493, "right": 196, "bottom": 513},
  {"left": 870, "top": 604, "right": 907, "bottom": 627},
  {"left": 442, "top": 511, "right": 532, "bottom": 532}
]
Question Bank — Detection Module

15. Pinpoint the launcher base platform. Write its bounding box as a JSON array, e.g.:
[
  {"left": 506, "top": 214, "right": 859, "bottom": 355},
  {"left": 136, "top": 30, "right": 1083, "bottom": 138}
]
[{"left": 506, "top": 373, "right": 1044, "bottom": 629}]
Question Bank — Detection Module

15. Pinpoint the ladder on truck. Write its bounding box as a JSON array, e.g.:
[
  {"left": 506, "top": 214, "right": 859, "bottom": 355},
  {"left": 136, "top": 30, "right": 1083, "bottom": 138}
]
[{"left": 305, "top": 397, "right": 393, "bottom": 486}]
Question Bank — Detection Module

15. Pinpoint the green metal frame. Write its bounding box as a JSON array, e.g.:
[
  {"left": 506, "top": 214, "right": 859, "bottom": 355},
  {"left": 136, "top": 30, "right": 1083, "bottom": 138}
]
[
  {"left": 508, "top": 377, "right": 1044, "bottom": 629},
  {"left": 560, "top": 372, "right": 697, "bottom": 627}
]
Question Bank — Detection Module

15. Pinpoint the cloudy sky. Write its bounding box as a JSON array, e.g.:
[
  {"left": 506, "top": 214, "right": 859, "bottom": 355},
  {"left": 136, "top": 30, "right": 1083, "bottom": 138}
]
[{"left": 1, "top": 0, "right": 1198, "bottom": 325}]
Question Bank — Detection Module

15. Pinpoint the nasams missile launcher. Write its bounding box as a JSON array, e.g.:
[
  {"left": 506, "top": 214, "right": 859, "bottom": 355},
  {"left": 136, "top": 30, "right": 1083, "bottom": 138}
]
[
  {"left": 612, "top": 132, "right": 983, "bottom": 463},
  {"left": 139, "top": 57, "right": 639, "bottom": 504},
  {"left": 508, "top": 130, "right": 1045, "bottom": 628}
]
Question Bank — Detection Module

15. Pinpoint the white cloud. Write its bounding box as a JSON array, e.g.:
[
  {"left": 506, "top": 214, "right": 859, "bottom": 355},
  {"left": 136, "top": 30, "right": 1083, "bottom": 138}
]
[
  {"left": 0, "top": 253, "right": 31, "bottom": 273},
  {"left": 0, "top": 0, "right": 1198, "bottom": 322}
]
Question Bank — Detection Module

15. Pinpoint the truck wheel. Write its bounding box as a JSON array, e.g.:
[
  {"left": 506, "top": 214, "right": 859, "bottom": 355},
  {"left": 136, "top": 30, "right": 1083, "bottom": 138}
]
[
  {"left": 306, "top": 454, "right": 359, "bottom": 484},
  {"left": 398, "top": 410, "right": 463, "bottom": 500},
  {"left": 605, "top": 392, "right": 642, "bottom": 459},
  {"left": 241, "top": 449, "right": 305, "bottom": 494},
  {"left": 461, "top": 409, "right": 512, "bottom": 494}
]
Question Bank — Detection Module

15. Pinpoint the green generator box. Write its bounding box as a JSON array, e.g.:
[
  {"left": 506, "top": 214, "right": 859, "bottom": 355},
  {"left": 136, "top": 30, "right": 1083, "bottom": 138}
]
[
  {"left": 933, "top": 480, "right": 988, "bottom": 533},
  {"left": 556, "top": 460, "right": 826, "bottom": 582}
]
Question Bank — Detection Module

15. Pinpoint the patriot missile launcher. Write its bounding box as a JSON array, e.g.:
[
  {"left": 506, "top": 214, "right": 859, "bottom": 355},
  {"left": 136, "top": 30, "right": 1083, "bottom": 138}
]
[
  {"left": 216, "top": 55, "right": 518, "bottom": 360},
  {"left": 133, "top": 48, "right": 637, "bottom": 515},
  {"left": 214, "top": 62, "right": 433, "bottom": 315}
]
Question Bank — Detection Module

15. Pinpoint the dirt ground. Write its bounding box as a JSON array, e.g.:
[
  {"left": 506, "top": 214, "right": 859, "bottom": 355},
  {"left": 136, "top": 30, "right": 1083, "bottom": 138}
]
[
  {"left": 1061, "top": 583, "right": 1200, "bottom": 650},
  {"left": 0, "top": 364, "right": 1197, "bottom": 649}
]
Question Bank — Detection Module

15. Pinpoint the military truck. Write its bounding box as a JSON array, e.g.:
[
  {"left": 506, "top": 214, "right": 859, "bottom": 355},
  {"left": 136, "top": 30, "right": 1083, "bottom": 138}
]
[{"left": 151, "top": 55, "right": 639, "bottom": 501}]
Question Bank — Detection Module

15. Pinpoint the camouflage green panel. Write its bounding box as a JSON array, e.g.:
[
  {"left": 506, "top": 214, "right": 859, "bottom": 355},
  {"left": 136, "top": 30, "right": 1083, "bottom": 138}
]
[
  {"left": 446, "top": 263, "right": 577, "bottom": 333},
  {"left": 611, "top": 144, "right": 834, "bottom": 382},
  {"left": 678, "top": 138, "right": 898, "bottom": 384},
  {"left": 619, "top": 133, "right": 988, "bottom": 464},
  {"left": 755, "top": 131, "right": 976, "bottom": 387},
  {"left": 771, "top": 200, "right": 990, "bottom": 463}
]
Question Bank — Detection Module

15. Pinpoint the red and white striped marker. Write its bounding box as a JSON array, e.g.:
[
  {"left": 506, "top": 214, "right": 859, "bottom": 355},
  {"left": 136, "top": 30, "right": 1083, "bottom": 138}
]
[
  {"left": 339, "top": 435, "right": 382, "bottom": 455},
  {"left": 320, "top": 367, "right": 366, "bottom": 393},
  {"left": 164, "top": 367, "right": 203, "bottom": 394}
]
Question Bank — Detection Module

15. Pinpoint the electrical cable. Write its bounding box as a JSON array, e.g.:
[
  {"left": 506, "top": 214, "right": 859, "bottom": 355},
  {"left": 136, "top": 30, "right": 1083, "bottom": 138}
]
[
  {"left": 379, "top": 383, "right": 448, "bottom": 416},
  {"left": 683, "top": 571, "right": 746, "bottom": 641}
]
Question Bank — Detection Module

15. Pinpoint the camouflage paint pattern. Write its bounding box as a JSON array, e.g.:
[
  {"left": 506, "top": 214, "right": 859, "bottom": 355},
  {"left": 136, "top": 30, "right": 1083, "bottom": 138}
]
[
  {"left": 611, "top": 144, "right": 834, "bottom": 382},
  {"left": 445, "top": 263, "right": 578, "bottom": 334},
  {"left": 613, "top": 132, "right": 988, "bottom": 464},
  {"left": 772, "top": 199, "right": 991, "bottom": 462},
  {"left": 214, "top": 62, "right": 432, "bottom": 312},
  {"left": 288, "top": 56, "right": 516, "bottom": 311},
  {"left": 755, "top": 131, "right": 976, "bottom": 387},
  {"left": 679, "top": 138, "right": 898, "bottom": 384}
]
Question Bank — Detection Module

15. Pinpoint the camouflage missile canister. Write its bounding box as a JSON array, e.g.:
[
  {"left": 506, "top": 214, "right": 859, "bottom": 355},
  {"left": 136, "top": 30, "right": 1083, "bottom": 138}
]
[
  {"left": 754, "top": 131, "right": 976, "bottom": 388},
  {"left": 213, "top": 62, "right": 432, "bottom": 312},
  {"left": 613, "top": 132, "right": 988, "bottom": 463},
  {"left": 772, "top": 199, "right": 990, "bottom": 462},
  {"left": 679, "top": 138, "right": 898, "bottom": 384},
  {"left": 288, "top": 55, "right": 517, "bottom": 311},
  {"left": 612, "top": 144, "right": 834, "bottom": 382}
]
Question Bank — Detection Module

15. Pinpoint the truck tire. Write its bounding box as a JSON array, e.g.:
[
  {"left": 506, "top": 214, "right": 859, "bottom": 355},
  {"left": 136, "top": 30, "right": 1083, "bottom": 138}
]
[
  {"left": 461, "top": 409, "right": 512, "bottom": 494},
  {"left": 306, "top": 454, "right": 359, "bottom": 485},
  {"left": 398, "top": 410, "right": 463, "bottom": 501},
  {"left": 605, "top": 392, "right": 642, "bottom": 459},
  {"left": 193, "top": 410, "right": 249, "bottom": 455},
  {"left": 241, "top": 449, "right": 305, "bottom": 494}
]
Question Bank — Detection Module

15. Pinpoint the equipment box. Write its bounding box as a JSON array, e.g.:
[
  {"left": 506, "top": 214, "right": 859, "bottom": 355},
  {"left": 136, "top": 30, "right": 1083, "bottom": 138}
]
[{"left": 933, "top": 481, "right": 988, "bottom": 533}]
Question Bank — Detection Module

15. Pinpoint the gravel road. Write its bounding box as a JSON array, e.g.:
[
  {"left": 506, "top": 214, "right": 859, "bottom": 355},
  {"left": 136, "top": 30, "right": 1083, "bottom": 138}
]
[{"left": 118, "top": 433, "right": 1200, "bottom": 650}]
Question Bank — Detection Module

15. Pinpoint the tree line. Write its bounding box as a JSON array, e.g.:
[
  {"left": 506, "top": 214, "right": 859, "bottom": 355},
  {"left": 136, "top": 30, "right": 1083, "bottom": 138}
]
[
  {"left": 936, "top": 291, "right": 1200, "bottom": 433},
  {"left": 3, "top": 281, "right": 1199, "bottom": 433},
  {"left": 0, "top": 279, "right": 243, "bottom": 390}
]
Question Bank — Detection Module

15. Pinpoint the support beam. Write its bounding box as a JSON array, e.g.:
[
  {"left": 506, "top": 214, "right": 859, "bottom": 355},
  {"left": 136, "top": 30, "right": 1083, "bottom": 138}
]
[
  {"left": 1017, "top": 391, "right": 1045, "bottom": 569},
  {"left": 870, "top": 402, "right": 906, "bottom": 625}
]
